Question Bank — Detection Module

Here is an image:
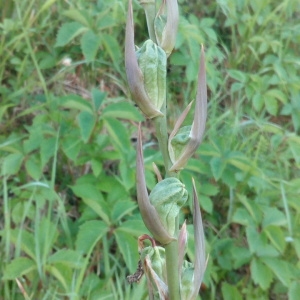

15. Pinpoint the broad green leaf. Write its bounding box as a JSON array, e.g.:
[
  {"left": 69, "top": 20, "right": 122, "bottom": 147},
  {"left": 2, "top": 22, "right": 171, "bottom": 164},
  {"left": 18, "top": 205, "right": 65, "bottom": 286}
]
[
  {"left": 228, "top": 69, "right": 247, "bottom": 83},
  {"left": 77, "top": 111, "right": 96, "bottom": 143},
  {"left": 25, "top": 156, "right": 42, "bottom": 180},
  {"left": 199, "top": 194, "right": 213, "bottom": 214},
  {"left": 210, "top": 156, "right": 226, "bottom": 180},
  {"left": 71, "top": 183, "right": 110, "bottom": 224},
  {"left": 2, "top": 153, "right": 23, "bottom": 175},
  {"left": 262, "top": 207, "right": 286, "bottom": 228},
  {"left": 265, "top": 95, "right": 278, "bottom": 116},
  {"left": 48, "top": 249, "right": 84, "bottom": 268},
  {"left": 3, "top": 257, "right": 36, "bottom": 280},
  {"left": 104, "top": 117, "right": 131, "bottom": 154},
  {"left": 76, "top": 220, "right": 108, "bottom": 254},
  {"left": 232, "top": 208, "right": 253, "bottom": 226},
  {"left": 40, "top": 137, "right": 56, "bottom": 168},
  {"left": 237, "top": 194, "right": 262, "bottom": 224},
  {"left": 10, "top": 229, "right": 35, "bottom": 259},
  {"left": 199, "top": 183, "right": 219, "bottom": 196},
  {"left": 92, "top": 88, "right": 106, "bottom": 111},
  {"left": 114, "top": 230, "right": 139, "bottom": 273},
  {"left": 55, "top": 22, "right": 86, "bottom": 47},
  {"left": 289, "top": 281, "right": 300, "bottom": 300},
  {"left": 111, "top": 201, "right": 137, "bottom": 223},
  {"left": 59, "top": 95, "right": 93, "bottom": 113},
  {"left": 91, "top": 159, "right": 102, "bottom": 177},
  {"left": 231, "top": 247, "right": 251, "bottom": 269},
  {"left": 63, "top": 9, "right": 91, "bottom": 27},
  {"left": 264, "top": 226, "right": 286, "bottom": 254},
  {"left": 80, "top": 30, "right": 101, "bottom": 62},
  {"left": 221, "top": 282, "right": 243, "bottom": 300},
  {"left": 250, "top": 258, "right": 273, "bottom": 290},
  {"left": 261, "top": 257, "right": 291, "bottom": 287},
  {"left": 265, "top": 89, "right": 287, "bottom": 104},
  {"left": 118, "top": 220, "right": 148, "bottom": 236},
  {"left": 253, "top": 93, "right": 264, "bottom": 111},
  {"left": 102, "top": 33, "right": 121, "bottom": 68},
  {"left": 102, "top": 102, "right": 143, "bottom": 121}
]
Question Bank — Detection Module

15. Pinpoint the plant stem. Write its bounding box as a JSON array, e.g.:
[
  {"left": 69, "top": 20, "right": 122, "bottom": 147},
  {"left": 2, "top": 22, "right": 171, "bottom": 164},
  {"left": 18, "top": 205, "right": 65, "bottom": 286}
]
[{"left": 165, "top": 239, "right": 180, "bottom": 300}]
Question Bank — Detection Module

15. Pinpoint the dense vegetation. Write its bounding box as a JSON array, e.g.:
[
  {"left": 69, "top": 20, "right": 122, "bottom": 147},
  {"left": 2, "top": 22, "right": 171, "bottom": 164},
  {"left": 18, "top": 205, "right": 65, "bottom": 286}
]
[{"left": 0, "top": 0, "right": 299, "bottom": 299}]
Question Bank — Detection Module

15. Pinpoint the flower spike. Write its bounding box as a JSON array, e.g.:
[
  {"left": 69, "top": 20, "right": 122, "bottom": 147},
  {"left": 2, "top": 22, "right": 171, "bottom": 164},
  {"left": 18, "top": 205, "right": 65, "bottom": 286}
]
[
  {"left": 169, "top": 46, "right": 207, "bottom": 172},
  {"left": 125, "top": 0, "right": 164, "bottom": 118},
  {"left": 136, "top": 124, "right": 174, "bottom": 245}
]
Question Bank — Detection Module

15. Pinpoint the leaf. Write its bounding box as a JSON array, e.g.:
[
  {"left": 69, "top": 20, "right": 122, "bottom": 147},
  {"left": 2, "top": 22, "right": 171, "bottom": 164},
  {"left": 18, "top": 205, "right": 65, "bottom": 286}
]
[
  {"left": 25, "top": 156, "right": 42, "bottom": 180},
  {"left": 48, "top": 249, "right": 84, "bottom": 269},
  {"left": 10, "top": 229, "right": 35, "bottom": 259},
  {"left": 114, "top": 230, "right": 139, "bottom": 273},
  {"left": 103, "top": 117, "right": 131, "bottom": 154},
  {"left": 253, "top": 93, "right": 264, "bottom": 111},
  {"left": 262, "top": 207, "right": 286, "bottom": 228},
  {"left": 101, "top": 33, "right": 121, "bottom": 67},
  {"left": 117, "top": 220, "right": 148, "bottom": 236},
  {"left": 55, "top": 22, "right": 86, "bottom": 47},
  {"left": 261, "top": 257, "right": 292, "bottom": 287},
  {"left": 199, "top": 194, "right": 213, "bottom": 214},
  {"left": 40, "top": 137, "right": 56, "bottom": 168},
  {"left": 92, "top": 88, "right": 106, "bottom": 111},
  {"left": 2, "top": 153, "right": 23, "bottom": 176},
  {"left": 59, "top": 95, "right": 93, "bottom": 113},
  {"left": 210, "top": 156, "right": 226, "bottom": 180},
  {"left": 263, "top": 226, "right": 286, "bottom": 254},
  {"left": 75, "top": 220, "right": 108, "bottom": 254},
  {"left": 3, "top": 257, "right": 36, "bottom": 280},
  {"left": 71, "top": 183, "right": 110, "bottom": 224},
  {"left": 250, "top": 257, "right": 273, "bottom": 290},
  {"left": 77, "top": 111, "right": 96, "bottom": 143},
  {"left": 111, "top": 201, "right": 137, "bottom": 223},
  {"left": 221, "top": 282, "right": 243, "bottom": 300},
  {"left": 264, "top": 95, "right": 278, "bottom": 116},
  {"left": 228, "top": 69, "right": 247, "bottom": 83},
  {"left": 80, "top": 30, "right": 101, "bottom": 62},
  {"left": 289, "top": 281, "right": 300, "bottom": 300},
  {"left": 91, "top": 159, "right": 102, "bottom": 177},
  {"left": 102, "top": 102, "right": 143, "bottom": 121},
  {"left": 63, "top": 9, "right": 91, "bottom": 27}
]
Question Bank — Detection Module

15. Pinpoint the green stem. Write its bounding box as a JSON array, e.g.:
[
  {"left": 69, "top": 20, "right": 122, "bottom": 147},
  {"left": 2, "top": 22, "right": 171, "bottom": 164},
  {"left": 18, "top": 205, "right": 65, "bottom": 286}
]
[{"left": 165, "top": 239, "right": 180, "bottom": 300}]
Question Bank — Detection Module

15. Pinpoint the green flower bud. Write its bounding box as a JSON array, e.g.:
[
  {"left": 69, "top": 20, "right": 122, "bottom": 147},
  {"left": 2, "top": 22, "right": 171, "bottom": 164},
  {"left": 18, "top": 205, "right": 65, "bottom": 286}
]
[
  {"left": 136, "top": 39, "right": 167, "bottom": 113},
  {"left": 149, "top": 177, "right": 188, "bottom": 236}
]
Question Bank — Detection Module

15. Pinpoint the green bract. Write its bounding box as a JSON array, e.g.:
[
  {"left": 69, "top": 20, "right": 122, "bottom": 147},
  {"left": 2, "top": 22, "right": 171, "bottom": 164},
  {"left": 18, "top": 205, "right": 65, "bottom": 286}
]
[
  {"left": 169, "top": 125, "right": 192, "bottom": 164},
  {"left": 149, "top": 178, "right": 188, "bottom": 236},
  {"left": 136, "top": 39, "right": 167, "bottom": 113}
]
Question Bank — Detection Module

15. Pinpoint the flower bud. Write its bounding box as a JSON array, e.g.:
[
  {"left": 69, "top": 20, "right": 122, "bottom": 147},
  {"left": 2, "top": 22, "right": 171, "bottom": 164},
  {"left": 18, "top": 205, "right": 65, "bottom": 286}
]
[
  {"left": 149, "top": 177, "right": 188, "bottom": 236},
  {"left": 136, "top": 39, "right": 167, "bottom": 113}
]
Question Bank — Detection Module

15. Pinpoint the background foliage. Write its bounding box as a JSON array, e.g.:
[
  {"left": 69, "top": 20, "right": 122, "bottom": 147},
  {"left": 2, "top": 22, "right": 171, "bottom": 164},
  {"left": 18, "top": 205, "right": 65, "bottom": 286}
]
[{"left": 1, "top": 0, "right": 299, "bottom": 299}]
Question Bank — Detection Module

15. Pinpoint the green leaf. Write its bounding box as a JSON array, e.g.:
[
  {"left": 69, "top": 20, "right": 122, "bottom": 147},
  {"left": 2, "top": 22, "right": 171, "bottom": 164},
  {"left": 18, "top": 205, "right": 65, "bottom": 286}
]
[
  {"left": 210, "top": 156, "right": 226, "bottom": 180},
  {"left": 76, "top": 220, "right": 108, "bottom": 254},
  {"left": 40, "top": 137, "right": 56, "bottom": 168},
  {"left": 265, "top": 95, "right": 278, "bottom": 115},
  {"left": 2, "top": 153, "right": 23, "bottom": 176},
  {"left": 63, "top": 9, "right": 91, "bottom": 27},
  {"left": 289, "top": 281, "right": 300, "bottom": 300},
  {"left": 103, "top": 117, "right": 131, "bottom": 154},
  {"left": 221, "top": 282, "right": 243, "bottom": 300},
  {"left": 80, "top": 30, "right": 101, "bottom": 62},
  {"left": 10, "top": 229, "right": 35, "bottom": 259},
  {"left": 232, "top": 208, "right": 253, "bottom": 226},
  {"left": 263, "top": 226, "right": 286, "bottom": 254},
  {"left": 3, "top": 257, "right": 36, "bottom": 280},
  {"left": 262, "top": 207, "right": 286, "bottom": 228},
  {"left": 199, "top": 194, "right": 213, "bottom": 214},
  {"left": 59, "top": 95, "right": 93, "bottom": 113},
  {"left": 101, "top": 33, "right": 121, "bottom": 68},
  {"left": 77, "top": 111, "right": 96, "bottom": 143},
  {"left": 48, "top": 249, "right": 84, "bottom": 269},
  {"left": 261, "top": 257, "right": 291, "bottom": 287},
  {"left": 62, "top": 133, "right": 82, "bottom": 161},
  {"left": 25, "top": 156, "right": 42, "bottom": 180},
  {"left": 253, "top": 93, "right": 264, "bottom": 111},
  {"left": 265, "top": 89, "right": 287, "bottom": 104},
  {"left": 250, "top": 258, "right": 273, "bottom": 290},
  {"left": 111, "top": 201, "right": 137, "bottom": 223},
  {"left": 71, "top": 183, "right": 110, "bottom": 224},
  {"left": 90, "top": 159, "right": 102, "bottom": 177},
  {"left": 55, "top": 22, "right": 86, "bottom": 47},
  {"left": 114, "top": 230, "right": 139, "bottom": 273},
  {"left": 102, "top": 102, "right": 143, "bottom": 121},
  {"left": 228, "top": 69, "right": 247, "bottom": 83},
  {"left": 92, "top": 88, "right": 106, "bottom": 111},
  {"left": 118, "top": 220, "right": 148, "bottom": 236}
]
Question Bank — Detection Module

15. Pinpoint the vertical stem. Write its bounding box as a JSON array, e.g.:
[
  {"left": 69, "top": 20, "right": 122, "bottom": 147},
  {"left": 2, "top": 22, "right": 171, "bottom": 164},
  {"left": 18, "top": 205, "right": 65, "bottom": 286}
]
[{"left": 165, "top": 219, "right": 180, "bottom": 300}]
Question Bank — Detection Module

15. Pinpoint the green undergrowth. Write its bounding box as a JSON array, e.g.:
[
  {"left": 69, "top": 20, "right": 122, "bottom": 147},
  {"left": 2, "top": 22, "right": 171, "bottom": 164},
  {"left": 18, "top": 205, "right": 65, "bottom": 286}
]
[{"left": 0, "top": 0, "right": 299, "bottom": 299}]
